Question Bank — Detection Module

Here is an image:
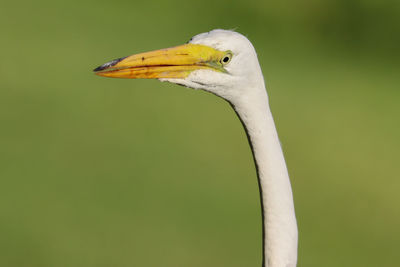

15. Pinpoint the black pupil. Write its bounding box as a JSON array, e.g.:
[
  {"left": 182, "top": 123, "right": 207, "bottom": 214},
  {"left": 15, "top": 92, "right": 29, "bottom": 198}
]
[{"left": 223, "top": 56, "right": 229, "bottom": 63}]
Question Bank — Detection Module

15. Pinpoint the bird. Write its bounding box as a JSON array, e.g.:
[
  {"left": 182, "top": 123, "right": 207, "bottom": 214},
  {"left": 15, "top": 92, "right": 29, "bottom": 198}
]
[{"left": 94, "top": 29, "right": 298, "bottom": 267}]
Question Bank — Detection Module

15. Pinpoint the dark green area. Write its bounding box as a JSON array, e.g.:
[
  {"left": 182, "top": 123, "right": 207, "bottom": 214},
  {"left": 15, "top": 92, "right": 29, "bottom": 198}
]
[{"left": 1, "top": 1, "right": 399, "bottom": 266}]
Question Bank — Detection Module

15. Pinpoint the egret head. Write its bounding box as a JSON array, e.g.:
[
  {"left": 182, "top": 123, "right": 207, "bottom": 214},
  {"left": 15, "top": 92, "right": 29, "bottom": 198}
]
[{"left": 94, "top": 29, "right": 264, "bottom": 102}]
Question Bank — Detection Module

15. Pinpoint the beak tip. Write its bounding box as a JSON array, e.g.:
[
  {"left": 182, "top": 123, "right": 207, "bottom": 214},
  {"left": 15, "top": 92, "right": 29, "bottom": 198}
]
[
  {"left": 93, "top": 56, "right": 127, "bottom": 72},
  {"left": 93, "top": 65, "right": 104, "bottom": 72}
]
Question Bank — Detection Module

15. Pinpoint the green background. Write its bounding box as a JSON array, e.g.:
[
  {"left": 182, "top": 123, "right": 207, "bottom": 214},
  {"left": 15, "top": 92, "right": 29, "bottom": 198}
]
[{"left": 1, "top": 0, "right": 399, "bottom": 266}]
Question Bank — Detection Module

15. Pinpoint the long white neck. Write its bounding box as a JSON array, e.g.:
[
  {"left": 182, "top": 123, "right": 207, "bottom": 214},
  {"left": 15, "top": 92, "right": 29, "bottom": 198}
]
[{"left": 230, "top": 83, "right": 298, "bottom": 267}]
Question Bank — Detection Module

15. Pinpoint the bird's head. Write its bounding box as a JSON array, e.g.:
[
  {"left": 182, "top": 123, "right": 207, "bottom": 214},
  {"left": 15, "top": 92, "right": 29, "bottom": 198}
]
[{"left": 94, "top": 29, "right": 265, "bottom": 102}]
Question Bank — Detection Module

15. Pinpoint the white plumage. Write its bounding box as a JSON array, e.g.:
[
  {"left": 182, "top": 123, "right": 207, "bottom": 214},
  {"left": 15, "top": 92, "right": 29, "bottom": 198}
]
[{"left": 95, "top": 29, "right": 298, "bottom": 267}]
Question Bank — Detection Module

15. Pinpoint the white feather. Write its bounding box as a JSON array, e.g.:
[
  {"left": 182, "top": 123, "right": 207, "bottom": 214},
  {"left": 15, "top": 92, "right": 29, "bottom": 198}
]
[{"left": 162, "top": 29, "right": 298, "bottom": 267}]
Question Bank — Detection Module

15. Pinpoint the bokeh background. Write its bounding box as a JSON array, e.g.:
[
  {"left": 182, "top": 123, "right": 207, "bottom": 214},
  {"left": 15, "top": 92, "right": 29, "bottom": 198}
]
[{"left": 1, "top": 0, "right": 399, "bottom": 266}]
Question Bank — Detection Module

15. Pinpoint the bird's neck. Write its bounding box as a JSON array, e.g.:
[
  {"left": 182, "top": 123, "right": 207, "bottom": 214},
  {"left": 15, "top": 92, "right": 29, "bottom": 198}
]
[{"left": 231, "top": 85, "right": 298, "bottom": 267}]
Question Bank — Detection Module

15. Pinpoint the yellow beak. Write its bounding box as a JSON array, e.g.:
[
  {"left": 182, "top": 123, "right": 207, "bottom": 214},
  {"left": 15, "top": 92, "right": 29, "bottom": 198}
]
[{"left": 93, "top": 44, "right": 226, "bottom": 79}]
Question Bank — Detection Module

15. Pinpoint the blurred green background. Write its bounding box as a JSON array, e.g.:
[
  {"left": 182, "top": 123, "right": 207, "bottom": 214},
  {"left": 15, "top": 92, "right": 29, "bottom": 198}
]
[{"left": 1, "top": 0, "right": 399, "bottom": 266}]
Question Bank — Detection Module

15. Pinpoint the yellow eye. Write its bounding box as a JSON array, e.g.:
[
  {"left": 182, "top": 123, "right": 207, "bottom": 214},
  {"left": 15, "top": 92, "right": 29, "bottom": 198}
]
[{"left": 220, "top": 52, "right": 232, "bottom": 65}]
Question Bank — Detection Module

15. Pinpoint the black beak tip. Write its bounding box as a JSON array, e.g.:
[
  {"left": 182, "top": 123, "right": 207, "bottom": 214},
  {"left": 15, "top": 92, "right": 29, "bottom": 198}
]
[
  {"left": 93, "top": 56, "right": 127, "bottom": 72},
  {"left": 93, "top": 65, "right": 105, "bottom": 72}
]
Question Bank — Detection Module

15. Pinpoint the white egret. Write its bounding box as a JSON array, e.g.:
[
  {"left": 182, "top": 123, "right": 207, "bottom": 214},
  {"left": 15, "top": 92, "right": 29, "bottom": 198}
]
[{"left": 94, "top": 29, "right": 298, "bottom": 267}]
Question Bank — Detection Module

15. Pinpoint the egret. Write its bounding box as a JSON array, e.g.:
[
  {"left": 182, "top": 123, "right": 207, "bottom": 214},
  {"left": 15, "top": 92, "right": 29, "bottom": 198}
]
[{"left": 94, "top": 29, "right": 298, "bottom": 267}]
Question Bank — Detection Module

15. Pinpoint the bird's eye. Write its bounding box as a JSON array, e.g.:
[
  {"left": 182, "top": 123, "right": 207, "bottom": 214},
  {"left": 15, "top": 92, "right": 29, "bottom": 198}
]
[{"left": 220, "top": 52, "right": 232, "bottom": 65}]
